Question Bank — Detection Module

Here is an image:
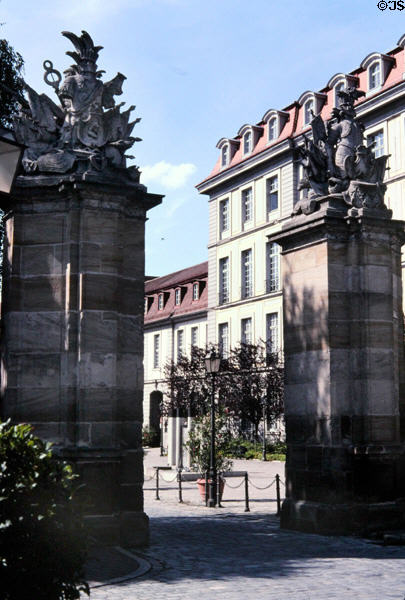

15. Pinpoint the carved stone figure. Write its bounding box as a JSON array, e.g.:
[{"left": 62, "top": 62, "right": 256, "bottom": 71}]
[
  {"left": 13, "top": 30, "right": 141, "bottom": 184},
  {"left": 293, "top": 86, "right": 390, "bottom": 216}
]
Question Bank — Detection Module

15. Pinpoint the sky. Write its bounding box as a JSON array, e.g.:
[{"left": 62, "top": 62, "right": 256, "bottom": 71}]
[{"left": 1, "top": 0, "right": 404, "bottom": 276}]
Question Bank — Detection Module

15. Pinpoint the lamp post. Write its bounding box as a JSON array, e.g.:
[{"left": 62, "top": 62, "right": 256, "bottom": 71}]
[
  {"left": 205, "top": 349, "right": 221, "bottom": 508},
  {"left": 262, "top": 397, "right": 267, "bottom": 461}
]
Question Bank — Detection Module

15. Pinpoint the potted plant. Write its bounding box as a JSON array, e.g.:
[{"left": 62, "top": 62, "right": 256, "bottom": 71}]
[{"left": 185, "top": 411, "right": 233, "bottom": 501}]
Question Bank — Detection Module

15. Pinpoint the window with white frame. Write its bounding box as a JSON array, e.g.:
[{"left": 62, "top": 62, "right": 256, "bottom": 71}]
[
  {"left": 266, "top": 313, "right": 279, "bottom": 356},
  {"left": 304, "top": 99, "right": 314, "bottom": 126},
  {"left": 268, "top": 117, "right": 277, "bottom": 142},
  {"left": 177, "top": 329, "right": 184, "bottom": 360},
  {"left": 218, "top": 322, "right": 229, "bottom": 357},
  {"left": 266, "top": 175, "right": 279, "bottom": 214},
  {"left": 144, "top": 298, "right": 148, "bottom": 314},
  {"left": 243, "top": 130, "right": 252, "bottom": 155},
  {"left": 153, "top": 334, "right": 160, "bottom": 369},
  {"left": 241, "top": 187, "right": 253, "bottom": 224},
  {"left": 221, "top": 145, "right": 229, "bottom": 167},
  {"left": 367, "top": 130, "right": 384, "bottom": 158},
  {"left": 369, "top": 62, "right": 381, "bottom": 90},
  {"left": 241, "top": 317, "right": 252, "bottom": 345},
  {"left": 158, "top": 293, "right": 164, "bottom": 310},
  {"left": 219, "top": 257, "right": 229, "bottom": 304},
  {"left": 266, "top": 242, "right": 280, "bottom": 293},
  {"left": 192, "top": 283, "right": 199, "bottom": 301},
  {"left": 334, "top": 81, "right": 345, "bottom": 107},
  {"left": 241, "top": 249, "right": 253, "bottom": 299},
  {"left": 219, "top": 198, "right": 229, "bottom": 234},
  {"left": 191, "top": 326, "right": 198, "bottom": 348},
  {"left": 175, "top": 288, "right": 181, "bottom": 306}
]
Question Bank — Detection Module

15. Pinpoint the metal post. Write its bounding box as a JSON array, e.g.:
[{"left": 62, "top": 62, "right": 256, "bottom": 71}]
[
  {"left": 178, "top": 468, "right": 183, "bottom": 503},
  {"left": 160, "top": 417, "right": 164, "bottom": 457},
  {"left": 205, "top": 470, "right": 209, "bottom": 506},
  {"left": 155, "top": 467, "right": 160, "bottom": 501},
  {"left": 208, "top": 372, "right": 217, "bottom": 507},
  {"left": 262, "top": 400, "right": 267, "bottom": 461},
  {"left": 244, "top": 472, "right": 250, "bottom": 512},
  {"left": 276, "top": 474, "right": 281, "bottom": 515},
  {"left": 217, "top": 476, "right": 222, "bottom": 508}
]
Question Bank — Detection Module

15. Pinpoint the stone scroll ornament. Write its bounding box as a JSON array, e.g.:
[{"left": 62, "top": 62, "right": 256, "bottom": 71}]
[
  {"left": 293, "top": 87, "right": 390, "bottom": 215},
  {"left": 13, "top": 30, "right": 142, "bottom": 184}
]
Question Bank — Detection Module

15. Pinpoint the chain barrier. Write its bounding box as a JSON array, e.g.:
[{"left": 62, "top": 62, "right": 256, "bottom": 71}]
[
  {"left": 224, "top": 478, "right": 245, "bottom": 489},
  {"left": 248, "top": 477, "right": 276, "bottom": 491},
  {"left": 159, "top": 472, "right": 179, "bottom": 483},
  {"left": 144, "top": 472, "right": 156, "bottom": 482}
]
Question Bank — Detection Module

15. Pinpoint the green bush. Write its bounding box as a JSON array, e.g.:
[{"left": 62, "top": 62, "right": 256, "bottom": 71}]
[
  {"left": 224, "top": 436, "right": 286, "bottom": 461},
  {"left": 142, "top": 426, "right": 160, "bottom": 447},
  {"left": 185, "top": 412, "right": 233, "bottom": 474},
  {"left": 0, "top": 421, "right": 89, "bottom": 600}
]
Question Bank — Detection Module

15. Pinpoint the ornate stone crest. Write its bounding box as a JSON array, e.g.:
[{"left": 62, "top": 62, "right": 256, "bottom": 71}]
[
  {"left": 13, "top": 30, "right": 142, "bottom": 185},
  {"left": 293, "top": 87, "right": 391, "bottom": 217}
]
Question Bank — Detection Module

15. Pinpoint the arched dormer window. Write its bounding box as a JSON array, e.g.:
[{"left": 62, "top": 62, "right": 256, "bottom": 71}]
[
  {"left": 237, "top": 125, "right": 263, "bottom": 157},
  {"left": 334, "top": 81, "right": 345, "bottom": 107},
  {"left": 298, "top": 91, "right": 327, "bottom": 129},
  {"left": 327, "top": 73, "right": 359, "bottom": 108},
  {"left": 243, "top": 130, "right": 252, "bottom": 155},
  {"left": 360, "top": 52, "right": 395, "bottom": 94},
  {"left": 216, "top": 137, "right": 240, "bottom": 170},
  {"left": 262, "top": 109, "right": 289, "bottom": 145}
]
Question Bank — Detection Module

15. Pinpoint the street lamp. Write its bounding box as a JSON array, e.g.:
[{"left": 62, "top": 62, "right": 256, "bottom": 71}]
[
  {"left": 205, "top": 349, "right": 221, "bottom": 508},
  {"left": 262, "top": 396, "right": 267, "bottom": 461},
  {"left": 0, "top": 129, "right": 24, "bottom": 196}
]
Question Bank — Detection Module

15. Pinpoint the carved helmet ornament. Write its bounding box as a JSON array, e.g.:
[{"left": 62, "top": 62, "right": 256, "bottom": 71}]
[
  {"left": 13, "top": 30, "right": 142, "bottom": 184},
  {"left": 294, "top": 87, "right": 391, "bottom": 216}
]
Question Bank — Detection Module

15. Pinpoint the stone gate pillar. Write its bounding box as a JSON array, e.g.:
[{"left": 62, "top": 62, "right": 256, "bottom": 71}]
[
  {"left": 0, "top": 30, "right": 162, "bottom": 546},
  {"left": 271, "top": 199, "right": 405, "bottom": 535}
]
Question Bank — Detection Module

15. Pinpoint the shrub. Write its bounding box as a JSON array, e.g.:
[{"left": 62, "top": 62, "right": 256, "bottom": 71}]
[
  {"left": 185, "top": 412, "right": 233, "bottom": 475},
  {"left": 224, "top": 436, "right": 286, "bottom": 461},
  {"left": 0, "top": 421, "right": 89, "bottom": 600},
  {"left": 142, "top": 426, "right": 160, "bottom": 447}
]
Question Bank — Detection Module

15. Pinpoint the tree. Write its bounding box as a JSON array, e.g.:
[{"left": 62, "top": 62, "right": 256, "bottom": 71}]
[
  {"left": 163, "top": 342, "right": 284, "bottom": 439},
  {"left": 0, "top": 38, "right": 25, "bottom": 128},
  {"left": 0, "top": 421, "right": 89, "bottom": 600}
]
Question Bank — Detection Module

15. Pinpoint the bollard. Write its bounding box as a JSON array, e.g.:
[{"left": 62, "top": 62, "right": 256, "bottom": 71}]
[
  {"left": 276, "top": 474, "right": 281, "bottom": 515},
  {"left": 217, "top": 476, "right": 222, "bottom": 508},
  {"left": 178, "top": 468, "right": 183, "bottom": 503},
  {"left": 155, "top": 467, "right": 160, "bottom": 501},
  {"left": 205, "top": 471, "right": 209, "bottom": 507},
  {"left": 244, "top": 472, "right": 250, "bottom": 512}
]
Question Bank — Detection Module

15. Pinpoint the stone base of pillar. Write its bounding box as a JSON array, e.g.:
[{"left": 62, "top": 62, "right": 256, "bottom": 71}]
[
  {"left": 281, "top": 498, "right": 405, "bottom": 536},
  {"left": 84, "top": 512, "right": 149, "bottom": 547}
]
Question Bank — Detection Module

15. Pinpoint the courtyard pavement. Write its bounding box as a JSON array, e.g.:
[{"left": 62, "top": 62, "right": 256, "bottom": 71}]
[{"left": 87, "top": 448, "right": 405, "bottom": 600}]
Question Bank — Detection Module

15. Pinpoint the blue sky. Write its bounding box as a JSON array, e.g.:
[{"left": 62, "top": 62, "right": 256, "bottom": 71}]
[{"left": 1, "top": 0, "right": 403, "bottom": 275}]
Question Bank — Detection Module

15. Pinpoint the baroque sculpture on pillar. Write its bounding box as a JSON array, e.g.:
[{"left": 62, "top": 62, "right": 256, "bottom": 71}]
[
  {"left": 1, "top": 31, "right": 162, "bottom": 546},
  {"left": 294, "top": 87, "right": 390, "bottom": 217}
]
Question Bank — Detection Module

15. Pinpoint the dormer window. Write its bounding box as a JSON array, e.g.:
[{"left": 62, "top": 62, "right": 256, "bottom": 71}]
[
  {"left": 327, "top": 73, "right": 359, "bottom": 108},
  {"left": 158, "top": 293, "right": 164, "bottom": 310},
  {"left": 192, "top": 283, "right": 199, "bottom": 301},
  {"left": 369, "top": 62, "right": 381, "bottom": 90},
  {"left": 243, "top": 131, "right": 252, "bottom": 155},
  {"left": 221, "top": 145, "right": 229, "bottom": 167},
  {"left": 334, "top": 81, "right": 345, "bottom": 107},
  {"left": 304, "top": 99, "right": 314, "bottom": 126},
  {"left": 175, "top": 288, "right": 181, "bottom": 306},
  {"left": 268, "top": 117, "right": 277, "bottom": 142}
]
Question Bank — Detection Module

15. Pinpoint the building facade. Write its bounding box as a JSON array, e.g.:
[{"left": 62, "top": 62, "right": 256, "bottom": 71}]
[
  {"left": 197, "top": 34, "right": 405, "bottom": 352},
  {"left": 143, "top": 262, "right": 208, "bottom": 461}
]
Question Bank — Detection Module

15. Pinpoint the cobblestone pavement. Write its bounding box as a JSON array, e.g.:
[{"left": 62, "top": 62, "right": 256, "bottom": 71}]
[{"left": 89, "top": 450, "right": 405, "bottom": 600}]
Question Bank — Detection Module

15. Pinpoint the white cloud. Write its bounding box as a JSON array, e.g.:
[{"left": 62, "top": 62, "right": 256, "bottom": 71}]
[{"left": 140, "top": 160, "right": 197, "bottom": 190}]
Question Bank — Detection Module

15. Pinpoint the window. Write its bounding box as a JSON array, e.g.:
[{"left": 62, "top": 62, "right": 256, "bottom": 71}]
[
  {"left": 241, "top": 188, "right": 253, "bottom": 224},
  {"left": 369, "top": 62, "right": 381, "bottom": 90},
  {"left": 334, "top": 81, "right": 345, "bottom": 107},
  {"left": 267, "top": 176, "right": 279, "bottom": 214},
  {"left": 266, "top": 242, "right": 280, "bottom": 293},
  {"left": 241, "top": 318, "right": 252, "bottom": 345},
  {"left": 158, "top": 293, "right": 164, "bottom": 310},
  {"left": 153, "top": 334, "right": 160, "bottom": 369},
  {"left": 219, "top": 198, "right": 229, "bottom": 234},
  {"left": 219, "top": 257, "right": 229, "bottom": 304},
  {"left": 304, "top": 99, "right": 314, "bottom": 126},
  {"left": 367, "top": 130, "right": 384, "bottom": 158},
  {"left": 191, "top": 326, "right": 198, "bottom": 348},
  {"left": 175, "top": 288, "right": 181, "bottom": 306},
  {"left": 241, "top": 249, "right": 253, "bottom": 299},
  {"left": 144, "top": 298, "right": 148, "bottom": 314},
  {"left": 221, "top": 145, "right": 229, "bottom": 167},
  {"left": 268, "top": 117, "right": 277, "bottom": 142},
  {"left": 218, "top": 323, "right": 229, "bottom": 358},
  {"left": 266, "top": 313, "right": 279, "bottom": 356},
  {"left": 177, "top": 329, "right": 184, "bottom": 360},
  {"left": 243, "top": 131, "right": 252, "bottom": 155},
  {"left": 192, "top": 283, "right": 199, "bottom": 301}
]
